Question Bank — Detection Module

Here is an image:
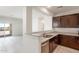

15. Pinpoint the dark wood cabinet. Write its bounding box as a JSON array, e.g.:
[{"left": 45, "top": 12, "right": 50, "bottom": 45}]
[
  {"left": 75, "top": 36, "right": 79, "bottom": 43},
  {"left": 60, "top": 16, "right": 69, "bottom": 27},
  {"left": 66, "top": 14, "right": 79, "bottom": 27},
  {"left": 49, "top": 39, "right": 53, "bottom": 52},
  {"left": 60, "top": 35, "right": 79, "bottom": 50},
  {"left": 49, "top": 36, "right": 58, "bottom": 53},
  {"left": 41, "top": 36, "right": 58, "bottom": 53},
  {"left": 60, "top": 35, "right": 75, "bottom": 47},
  {"left": 73, "top": 36, "right": 79, "bottom": 49},
  {"left": 53, "top": 14, "right": 79, "bottom": 28},
  {"left": 41, "top": 34, "right": 79, "bottom": 53},
  {"left": 53, "top": 17, "right": 61, "bottom": 27},
  {"left": 60, "top": 14, "right": 79, "bottom": 28}
]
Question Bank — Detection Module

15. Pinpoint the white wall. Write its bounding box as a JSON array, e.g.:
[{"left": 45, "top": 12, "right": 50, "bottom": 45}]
[
  {"left": 32, "top": 8, "right": 52, "bottom": 32},
  {"left": 23, "top": 7, "right": 32, "bottom": 34},
  {"left": 54, "top": 28, "right": 79, "bottom": 33},
  {"left": 23, "top": 34, "right": 41, "bottom": 53},
  {"left": 26, "top": 7, "right": 32, "bottom": 33},
  {"left": 23, "top": 7, "right": 27, "bottom": 35},
  {"left": 0, "top": 17, "right": 22, "bottom": 36},
  {"left": 22, "top": 7, "right": 41, "bottom": 53},
  {"left": 54, "top": 8, "right": 79, "bottom": 17},
  {"left": 53, "top": 8, "right": 79, "bottom": 33}
]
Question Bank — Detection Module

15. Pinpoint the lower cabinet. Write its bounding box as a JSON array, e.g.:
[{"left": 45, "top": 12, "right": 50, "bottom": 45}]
[
  {"left": 41, "top": 36, "right": 58, "bottom": 53},
  {"left": 41, "top": 41, "right": 49, "bottom": 53},
  {"left": 49, "top": 36, "right": 58, "bottom": 53},
  {"left": 41, "top": 34, "right": 79, "bottom": 53},
  {"left": 73, "top": 36, "right": 79, "bottom": 49},
  {"left": 60, "top": 35, "right": 79, "bottom": 50}
]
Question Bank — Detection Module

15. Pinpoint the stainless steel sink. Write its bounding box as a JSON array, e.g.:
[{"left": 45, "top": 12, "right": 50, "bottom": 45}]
[{"left": 43, "top": 35, "right": 53, "bottom": 38}]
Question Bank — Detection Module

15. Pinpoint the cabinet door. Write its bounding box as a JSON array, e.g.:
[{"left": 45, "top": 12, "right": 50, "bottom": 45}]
[
  {"left": 53, "top": 17, "right": 61, "bottom": 27},
  {"left": 54, "top": 14, "right": 79, "bottom": 28},
  {"left": 73, "top": 36, "right": 79, "bottom": 50},
  {"left": 76, "top": 36, "right": 79, "bottom": 43},
  {"left": 49, "top": 36, "right": 58, "bottom": 53},
  {"left": 52, "top": 39, "right": 58, "bottom": 50},
  {"left": 60, "top": 16, "right": 69, "bottom": 27},
  {"left": 41, "top": 41, "right": 49, "bottom": 53},
  {"left": 60, "top": 35, "right": 79, "bottom": 50},
  {"left": 67, "top": 14, "right": 78, "bottom": 27},
  {"left": 60, "top": 35, "right": 75, "bottom": 48},
  {"left": 49, "top": 39, "right": 53, "bottom": 53}
]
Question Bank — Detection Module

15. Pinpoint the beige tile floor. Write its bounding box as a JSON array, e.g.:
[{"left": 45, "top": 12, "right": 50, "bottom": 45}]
[
  {"left": 0, "top": 36, "right": 23, "bottom": 53},
  {"left": 53, "top": 45, "right": 79, "bottom": 53}
]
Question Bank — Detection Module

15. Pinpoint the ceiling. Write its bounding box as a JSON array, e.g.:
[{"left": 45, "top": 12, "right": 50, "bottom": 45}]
[
  {"left": 0, "top": 6, "right": 79, "bottom": 19},
  {"left": 36, "top": 6, "right": 79, "bottom": 16},
  {"left": 0, "top": 6, "right": 23, "bottom": 19}
]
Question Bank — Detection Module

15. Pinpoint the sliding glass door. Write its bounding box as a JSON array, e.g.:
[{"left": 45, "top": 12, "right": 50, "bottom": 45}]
[{"left": 0, "top": 23, "right": 12, "bottom": 37}]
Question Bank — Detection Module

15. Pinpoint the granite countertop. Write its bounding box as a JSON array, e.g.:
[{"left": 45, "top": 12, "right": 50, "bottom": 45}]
[
  {"left": 32, "top": 31, "right": 79, "bottom": 43},
  {"left": 42, "top": 32, "right": 79, "bottom": 43}
]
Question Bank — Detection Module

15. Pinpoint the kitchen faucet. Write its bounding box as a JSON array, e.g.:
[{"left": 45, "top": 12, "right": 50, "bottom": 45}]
[{"left": 42, "top": 33, "right": 46, "bottom": 37}]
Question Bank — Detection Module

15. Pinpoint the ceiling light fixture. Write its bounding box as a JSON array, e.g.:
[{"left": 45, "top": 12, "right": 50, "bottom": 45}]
[{"left": 41, "top": 8, "right": 49, "bottom": 14}]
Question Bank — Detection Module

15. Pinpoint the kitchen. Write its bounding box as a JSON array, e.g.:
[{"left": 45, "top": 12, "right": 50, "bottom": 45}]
[
  {"left": 23, "top": 6, "right": 79, "bottom": 53},
  {"left": 0, "top": 6, "right": 79, "bottom": 53}
]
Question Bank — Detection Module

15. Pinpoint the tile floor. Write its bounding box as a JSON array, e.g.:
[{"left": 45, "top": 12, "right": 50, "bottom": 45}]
[
  {"left": 53, "top": 45, "right": 79, "bottom": 53},
  {"left": 0, "top": 36, "right": 79, "bottom": 53},
  {"left": 0, "top": 36, "right": 23, "bottom": 53}
]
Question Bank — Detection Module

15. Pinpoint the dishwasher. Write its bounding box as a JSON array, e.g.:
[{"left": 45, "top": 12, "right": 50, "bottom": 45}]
[{"left": 41, "top": 41, "right": 49, "bottom": 53}]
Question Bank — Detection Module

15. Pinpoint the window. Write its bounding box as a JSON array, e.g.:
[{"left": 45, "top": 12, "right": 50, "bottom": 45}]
[{"left": 0, "top": 23, "right": 12, "bottom": 37}]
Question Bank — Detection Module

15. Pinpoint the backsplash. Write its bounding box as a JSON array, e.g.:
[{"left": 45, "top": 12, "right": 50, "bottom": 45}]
[{"left": 54, "top": 28, "right": 79, "bottom": 33}]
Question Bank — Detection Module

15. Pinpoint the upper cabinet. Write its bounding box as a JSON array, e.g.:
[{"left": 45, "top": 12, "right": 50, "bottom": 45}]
[
  {"left": 53, "top": 16, "right": 61, "bottom": 27},
  {"left": 53, "top": 14, "right": 79, "bottom": 28}
]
